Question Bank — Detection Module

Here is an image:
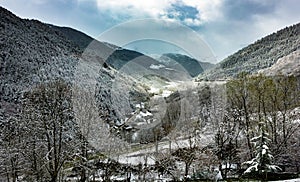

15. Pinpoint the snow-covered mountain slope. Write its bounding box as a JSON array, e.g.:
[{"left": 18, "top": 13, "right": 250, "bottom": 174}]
[
  {"left": 0, "top": 6, "right": 80, "bottom": 108},
  {"left": 51, "top": 25, "right": 198, "bottom": 81},
  {"left": 259, "top": 49, "right": 300, "bottom": 76},
  {"left": 200, "top": 23, "right": 300, "bottom": 80},
  {"left": 155, "top": 53, "right": 212, "bottom": 77},
  {"left": 0, "top": 7, "right": 150, "bottom": 137},
  {"left": 0, "top": 7, "right": 208, "bottom": 146}
]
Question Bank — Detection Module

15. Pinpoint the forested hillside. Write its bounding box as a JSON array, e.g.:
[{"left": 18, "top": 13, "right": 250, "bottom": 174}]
[{"left": 201, "top": 23, "right": 300, "bottom": 80}]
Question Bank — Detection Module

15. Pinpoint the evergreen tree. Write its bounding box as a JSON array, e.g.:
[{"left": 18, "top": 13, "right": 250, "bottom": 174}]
[{"left": 243, "top": 122, "right": 281, "bottom": 180}]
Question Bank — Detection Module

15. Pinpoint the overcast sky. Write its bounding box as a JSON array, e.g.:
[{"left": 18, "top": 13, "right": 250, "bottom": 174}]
[{"left": 1, "top": 0, "right": 300, "bottom": 62}]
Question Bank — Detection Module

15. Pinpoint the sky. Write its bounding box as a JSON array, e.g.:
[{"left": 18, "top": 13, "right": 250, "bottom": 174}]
[{"left": 1, "top": 0, "right": 300, "bottom": 63}]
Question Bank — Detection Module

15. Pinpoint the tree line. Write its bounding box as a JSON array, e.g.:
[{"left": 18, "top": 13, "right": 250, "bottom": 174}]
[{"left": 0, "top": 73, "right": 299, "bottom": 181}]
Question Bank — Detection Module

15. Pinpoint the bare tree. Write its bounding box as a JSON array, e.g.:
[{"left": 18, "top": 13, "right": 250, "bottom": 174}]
[
  {"left": 0, "top": 114, "right": 26, "bottom": 182},
  {"left": 72, "top": 86, "right": 99, "bottom": 181},
  {"left": 227, "top": 72, "right": 254, "bottom": 158},
  {"left": 22, "top": 79, "right": 78, "bottom": 182}
]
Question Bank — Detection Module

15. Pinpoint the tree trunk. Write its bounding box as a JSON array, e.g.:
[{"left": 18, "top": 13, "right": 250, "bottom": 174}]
[
  {"left": 50, "top": 174, "right": 58, "bottom": 182},
  {"left": 6, "top": 167, "right": 10, "bottom": 182},
  {"left": 80, "top": 170, "right": 86, "bottom": 182},
  {"left": 184, "top": 163, "right": 190, "bottom": 181}
]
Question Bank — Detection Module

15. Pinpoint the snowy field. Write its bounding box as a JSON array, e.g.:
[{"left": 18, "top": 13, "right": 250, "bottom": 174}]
[{"left": 113, "top": 131, "right": 214, "bottom": 165}]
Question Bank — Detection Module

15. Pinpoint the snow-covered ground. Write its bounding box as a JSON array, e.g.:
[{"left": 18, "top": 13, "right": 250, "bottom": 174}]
[
  {"left": 270, "top": 178, "right": 300, "bottom": 182},
  {"left": 113, "top": 131, "right": 214, "bottom": 165},
  {"left": 113, "top": 79, "right": 217, "bottom": 165}
]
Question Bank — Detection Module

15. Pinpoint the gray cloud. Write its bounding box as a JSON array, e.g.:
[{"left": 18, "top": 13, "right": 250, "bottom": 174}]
[
  {"left": 197, "top": 0, "right": 300, "bottom": 60},
  {"left": 222, "top": 0, "right": 278, "bottom": 21}
]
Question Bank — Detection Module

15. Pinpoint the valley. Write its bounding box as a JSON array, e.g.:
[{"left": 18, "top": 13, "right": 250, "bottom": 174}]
[{"left": 0, "top": 6, "right": 300, "bottom": 182}]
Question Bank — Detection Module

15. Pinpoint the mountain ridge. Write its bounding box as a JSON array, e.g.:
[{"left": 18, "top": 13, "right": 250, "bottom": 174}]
[
  {"left": 154, "top": 53, "right": 203, "bottom": 77},
  {"left": 200, "top": 22, "right": 300, "bottom": 80},
  {"left": 0, "top": 6, "right": 81, "bottom": 103},
  {"left": 0, "top": 7, "right": 191, "bottom": 145},
  {"left": 50, "top": 24, "right": 211, "bottom": 78},
  {"left": 50, "top": 25, "right": 94, "bottom": 50}
]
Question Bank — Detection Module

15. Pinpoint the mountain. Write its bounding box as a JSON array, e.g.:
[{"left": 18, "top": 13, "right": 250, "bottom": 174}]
[
  {"left": 50, "top": 24, "right": 191, "bottom": 81},
  {"left": 198, "top": 61, "right": 215, "bottom": 71},
  {"left": 46, "top": 25, "right": 208, "bottom": 80},
  {"left": 106, "top": 49, "right": 159, "bottom": 69},
  {"left": 201, "top": 23, "right": 300, "bottom": 80},
  {"left": 259, "top": 49, "right": 300, "bottom": 77},
  {"left": 0, "top": 7, "right": 146, "bottom": 125},
  {"left": 0, "top": 7, "right": 190, "bottom": 145},
  {"left": 162, "top": 53, "right": 215, "bottom": 71},
  {"left": 50, "top": 24, "right": 208, "bottom": 80},
  {"left": 0, "top": 6, "right": 80, "bottom": 105},
  {"left": 156, "top": 53, "right": 205, "bottom": 77},
  {"left": 50, "top": 25, "right": 119, "bottom": 51},
  {"left": 50, "top": 25, "right": 94, "bottom": 50}
]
